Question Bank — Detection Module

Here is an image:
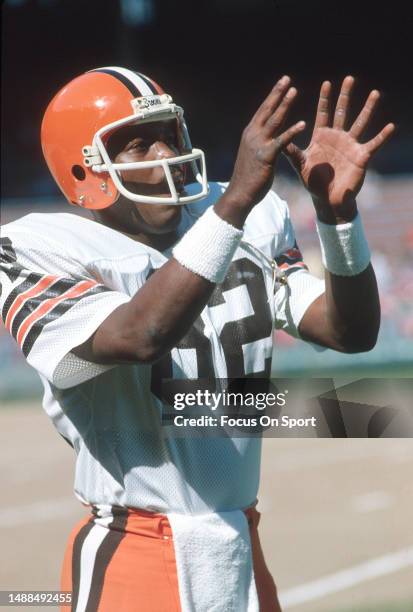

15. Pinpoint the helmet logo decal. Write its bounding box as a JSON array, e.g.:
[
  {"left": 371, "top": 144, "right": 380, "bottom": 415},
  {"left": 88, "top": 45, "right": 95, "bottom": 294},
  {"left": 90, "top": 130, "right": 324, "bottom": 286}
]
[{"left": 131, "top": 94, "right": 173, "bottom": 114}]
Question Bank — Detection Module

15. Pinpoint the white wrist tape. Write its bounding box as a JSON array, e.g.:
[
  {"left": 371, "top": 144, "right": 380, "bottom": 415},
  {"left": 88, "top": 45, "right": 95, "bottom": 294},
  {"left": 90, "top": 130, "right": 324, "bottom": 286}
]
[
  {"left": 316, "top": 213, "right": 371, "bottom": 276},
  {"left": 173, "top": 206, "right": 243, "bottom": 283}
]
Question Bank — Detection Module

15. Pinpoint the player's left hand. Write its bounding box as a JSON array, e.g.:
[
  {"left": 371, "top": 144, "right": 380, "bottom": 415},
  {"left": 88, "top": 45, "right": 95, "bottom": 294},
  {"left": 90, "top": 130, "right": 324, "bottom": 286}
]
[{"left": 283, "top": 76, "right": 395, "bottom": 224}]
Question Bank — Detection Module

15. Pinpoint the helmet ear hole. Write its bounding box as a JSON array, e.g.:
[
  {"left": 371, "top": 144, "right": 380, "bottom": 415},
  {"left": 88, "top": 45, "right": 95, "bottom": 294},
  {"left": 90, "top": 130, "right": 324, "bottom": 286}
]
[{"left": 72, "top": 165, "right": 86, "bottom": 181}]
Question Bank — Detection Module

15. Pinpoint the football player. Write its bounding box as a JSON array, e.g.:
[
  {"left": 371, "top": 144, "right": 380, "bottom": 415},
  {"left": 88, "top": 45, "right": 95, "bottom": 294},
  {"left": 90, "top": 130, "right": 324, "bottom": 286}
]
[{"left": 0, "top": 67, "right": 393, "bottom": 612}]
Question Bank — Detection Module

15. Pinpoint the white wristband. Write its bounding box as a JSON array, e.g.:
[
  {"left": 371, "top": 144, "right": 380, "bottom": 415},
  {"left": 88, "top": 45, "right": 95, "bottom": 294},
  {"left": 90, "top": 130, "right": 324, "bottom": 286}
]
[
  {"left": 173, "top": 206, "right": 243, "bottom": 283},
  {"left": 316, "top": 213, "right": 371, "bottom": 276}
]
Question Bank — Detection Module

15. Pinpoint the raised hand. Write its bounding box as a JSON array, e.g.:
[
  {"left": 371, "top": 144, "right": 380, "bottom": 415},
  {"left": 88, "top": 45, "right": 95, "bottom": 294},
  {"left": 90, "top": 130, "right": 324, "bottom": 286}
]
[
  {"left": 284, "top": 76, "right": 395, "bottom": 223},
  {"left": 225, "top": 76, "right": 306, "bottom": 209}
]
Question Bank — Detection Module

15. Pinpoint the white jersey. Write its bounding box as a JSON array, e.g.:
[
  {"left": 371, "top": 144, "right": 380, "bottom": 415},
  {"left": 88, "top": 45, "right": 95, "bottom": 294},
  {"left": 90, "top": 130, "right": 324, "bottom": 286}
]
[{"left": 0, "top": 182, "right": 324, "bottom": 514}]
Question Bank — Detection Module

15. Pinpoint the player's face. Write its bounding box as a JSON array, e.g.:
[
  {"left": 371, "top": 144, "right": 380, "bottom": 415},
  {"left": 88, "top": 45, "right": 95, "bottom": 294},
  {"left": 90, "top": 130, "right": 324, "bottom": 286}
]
[{"left": 105, "top": 119, "right": 186, "bottom": 235}]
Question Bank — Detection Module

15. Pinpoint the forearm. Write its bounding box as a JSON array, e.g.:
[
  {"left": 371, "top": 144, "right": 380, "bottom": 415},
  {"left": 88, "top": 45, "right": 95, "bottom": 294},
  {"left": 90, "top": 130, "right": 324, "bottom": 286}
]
[
  {"left": 325, "top": 264, "right": 380, "bottom": 351},
  {"left": 142, "top": 197, "right": 254, "bottom": 353},
  {"left": 299, "top": 264, "right": 380, "bottom": 353},
  {"left": 86, "top": 259, "right": 215, "bottom": 364},
  {"left": 74, "top": 196, "right": 251, "bottom": 365},
  {"left": 299, "top": 201, "right": 380, "bottom": 352}
]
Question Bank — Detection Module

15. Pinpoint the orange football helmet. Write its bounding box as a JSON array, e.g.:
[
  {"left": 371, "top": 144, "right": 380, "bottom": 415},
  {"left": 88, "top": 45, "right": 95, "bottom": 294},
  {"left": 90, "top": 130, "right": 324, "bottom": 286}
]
[{"left": 41, "top": 67, "right": 208, "bottom": 209}]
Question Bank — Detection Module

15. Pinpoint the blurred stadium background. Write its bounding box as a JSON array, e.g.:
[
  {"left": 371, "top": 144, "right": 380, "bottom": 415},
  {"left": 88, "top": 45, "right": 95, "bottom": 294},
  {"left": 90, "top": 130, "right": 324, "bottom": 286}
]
[
  {"left": 2, "top": 173, "right": 413, "bottom": 399},
  {"left": 1, "top": 0, "right": 412, "bottom": 610}
]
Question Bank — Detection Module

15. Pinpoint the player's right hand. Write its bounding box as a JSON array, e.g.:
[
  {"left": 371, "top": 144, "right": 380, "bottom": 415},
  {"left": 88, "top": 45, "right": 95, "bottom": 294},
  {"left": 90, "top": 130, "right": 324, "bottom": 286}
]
[{"left": 223, "top": 76, "right": 305, "bottom": 210}]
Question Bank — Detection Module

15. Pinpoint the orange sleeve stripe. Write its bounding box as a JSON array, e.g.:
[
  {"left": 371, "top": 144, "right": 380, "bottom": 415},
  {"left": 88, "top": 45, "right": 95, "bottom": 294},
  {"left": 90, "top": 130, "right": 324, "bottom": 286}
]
[
  {"left": 16, "top": 279, "right": 98, "bottom": 347},
  {"left": 5, "top": 275, "right": 59, "bottom": 332},
  {"left": 278, "top": 261, "right": 307, "bottom": 271}
]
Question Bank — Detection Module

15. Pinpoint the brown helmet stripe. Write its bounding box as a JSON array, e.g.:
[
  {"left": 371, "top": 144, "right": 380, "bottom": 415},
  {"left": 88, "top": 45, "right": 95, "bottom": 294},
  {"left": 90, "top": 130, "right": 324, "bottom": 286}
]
[{"left": 90, "top": 67, "right": 158, "bottom": 97}]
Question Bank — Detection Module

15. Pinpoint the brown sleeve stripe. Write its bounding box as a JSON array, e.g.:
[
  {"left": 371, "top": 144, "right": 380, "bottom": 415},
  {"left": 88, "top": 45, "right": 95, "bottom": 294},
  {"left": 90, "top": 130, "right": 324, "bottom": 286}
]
[
  {"left": 1, "top": 236, "right": 23, "bottom": 282},
  {"left": 20, "top": 281, "right": 109, "bottom": 357},
  {"left": 2, "top": 272, "right": 43, "bottom": 322},
  {"left": 10, "top": 277, "right": 85, "bottom": 339},
  {"left": 0, "top": 261, "right": 23, "bottom": 284},
  {"left": 4, "top": 274, "right": 59, "bottom": 332},
  {"left": 17, "top": 279, "right": 96, "bottom": 347},
  {"left": 0, "top": 236, "right": 17, "bottom": 263}
]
